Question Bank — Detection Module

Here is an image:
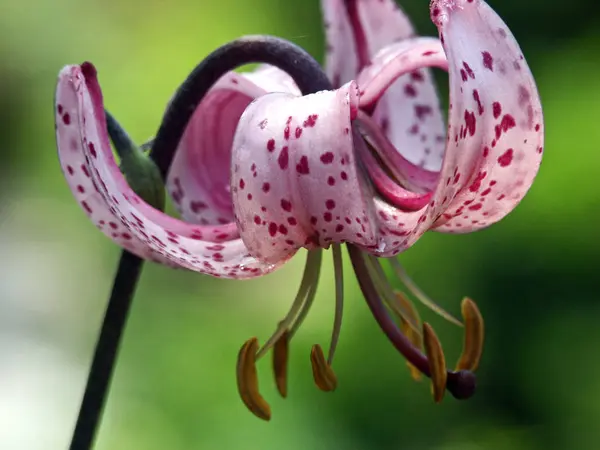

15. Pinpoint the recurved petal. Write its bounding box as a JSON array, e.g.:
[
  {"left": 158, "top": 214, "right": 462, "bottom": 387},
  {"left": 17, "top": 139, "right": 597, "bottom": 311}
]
[
  {"left": 355, "top": 112, "right": 433, "bottom": 211},
  {"left": 429, "top": 0, "right": 543, "bottom": 232},
  {"left": 56, "top": 67, "right": 173, "bottom": 266},
  {"left": 243, "top": 64, "right": 301, "bottom": 96},
  {"left": 166, "top": 66, "right": 300, "bottom": 227},
  {"left": 358, "top": 37, "right": 448, "bottom": 178},
  {"left": 353, "top": 0, "right": 542, "bottom": 256},
  {"left": 321, "top": 0, "right": 415, "bottom": 87},
  {"left": 231, "top": 81, "right": 377, "bottom": 264},
  {"left": 56, "top": 63, "right": 285, "bottom": 279},
  {"left": 166, "top": 73, "right": 264, "bottom": 227}
]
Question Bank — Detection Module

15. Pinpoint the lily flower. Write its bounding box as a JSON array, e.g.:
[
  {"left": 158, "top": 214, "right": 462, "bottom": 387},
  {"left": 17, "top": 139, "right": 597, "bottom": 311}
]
[
  {"left": 55, "top": 0, "right": 543, "bottom": 421},
  {"left": 230, "top": 0, "right": 543, "bottom": 412}
]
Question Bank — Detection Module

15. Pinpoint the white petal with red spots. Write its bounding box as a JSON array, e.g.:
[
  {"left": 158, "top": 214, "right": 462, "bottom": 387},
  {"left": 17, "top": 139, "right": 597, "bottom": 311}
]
[
  {"left": 322, "top": 0, "right": 448, "bottom": 180},
  {"left": 353, "top": 0, "right": 543, "bottom": 255},
  {"left": 167, "top": 67, "right": 300, "bottom": 226},
  {"left": 231, "top": 81, "right": 378, "bottom": 264},
  {"left": 55, "top": 63, "right": 287, "bottom": 279},
  {"left": 429, "top": 0, "right": 543, "bottom": 232},
  {"left": 243, "top": 64, "right": 302, "bottom": 96},
  {"left": 55, "top": 69, "right": 174, "bottom": 266},
  {"left": 358, "top": 37, "right": 448, "bottom": 176},
  {"left": 167, "top": 74, "right": 262, "bottom": 227}
]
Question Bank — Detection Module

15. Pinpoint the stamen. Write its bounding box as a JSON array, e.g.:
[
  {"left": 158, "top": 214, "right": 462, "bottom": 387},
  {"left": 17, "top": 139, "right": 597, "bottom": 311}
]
[
  {"left": 389, "top": 258, "right": 463, "bottom": 327},
  {"left": 455, "top": 298, "right": 484, "bottom": 372},
  {"left": 255, "top": 250, "right": 323, "bottom": 360},
  {"left": 236, "top": 251, "right": 322, "bottom": 415},
  {"left": 236, "top": 338, "right": 271, "bottom": 421},
  {"left": 395, "top": 291, "right": 423, "bottom": 381},
  {"left": 395, "top": 291, "right": 423, "bottom": 333},
  {"left": 327, "top": 244, "right": 345, "bottom": 365},
  {"left": 310, "top": 344, "right": 338, "bottom": 392},
  {"left": 272, "top": 330, "right": 289, "bottom": 398},
  {"left": 422, "top": 323, "right": 447, "bottom": 403}
]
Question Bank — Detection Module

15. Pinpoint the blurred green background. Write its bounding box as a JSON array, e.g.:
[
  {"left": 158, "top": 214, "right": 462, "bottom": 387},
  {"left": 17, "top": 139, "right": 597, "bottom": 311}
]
[{"left": 1, "top": 0, "right": 599, "bottom": 448}]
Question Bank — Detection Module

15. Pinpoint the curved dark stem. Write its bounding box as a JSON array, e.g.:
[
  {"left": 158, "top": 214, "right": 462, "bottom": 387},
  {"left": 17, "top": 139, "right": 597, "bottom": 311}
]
[
  {"left": 150, "top": 35, "right": 332, "bottom": 178},
  {"left": 70, "top": 35, "right": 331, "bottom": 450}
]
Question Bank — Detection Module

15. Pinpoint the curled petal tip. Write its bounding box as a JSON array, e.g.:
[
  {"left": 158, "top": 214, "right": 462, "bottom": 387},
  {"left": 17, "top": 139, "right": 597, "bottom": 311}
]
[
  {"left": 55, "top": 62, "right": 281, "bottom": 277},
  {"left": 80, "top": 61, "right": 97, "bottom": 79},
  {"left": 430, "top": 0, "right": 472, "bottom": 27},
  {"left": 431, "top": 0, "right": 543, "bottom": 232}
]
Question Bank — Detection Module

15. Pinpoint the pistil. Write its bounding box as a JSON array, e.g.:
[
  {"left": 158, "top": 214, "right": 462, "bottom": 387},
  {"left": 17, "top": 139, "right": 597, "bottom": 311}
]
[{"left": 347, "top": 244, "right": 480, "bottom": 401}]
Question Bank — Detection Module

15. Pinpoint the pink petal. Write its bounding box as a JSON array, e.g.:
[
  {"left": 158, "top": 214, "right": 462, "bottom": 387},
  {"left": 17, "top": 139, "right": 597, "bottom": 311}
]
[
  {"left": 358, "top": 38, "right": 448, "bottom": 177},
  {"left": 429, "top": 0, "right": 543, "bottom": 232},
  {"left": 243, "top": 64, "right": 302, "bottom": 95},
  {"left": 321, "top": 0, "right": 415, "bottom": 87},
  {"left": 56, "top": 63, "right": 285, "bottom": 279},
  {"left": 351, "top": 0, "right": 543, "bottom": 256},
  {"left": 355, "top": 112, "right": 433, "bottom": 211},
  {"left": 55, "top": 67, "right": 173, "bottom": 267},
  {"left": 167, "top": 74, "right": 263, "bottom": 227},
  {"left": 167, "top": 67, "right": 300, "bottom": 226},
  {"left": 321, "top": 1, "right": 449, "bottom": 184},
  {"left": 231, "top": 82, "right": 378, "bottom": 264}
]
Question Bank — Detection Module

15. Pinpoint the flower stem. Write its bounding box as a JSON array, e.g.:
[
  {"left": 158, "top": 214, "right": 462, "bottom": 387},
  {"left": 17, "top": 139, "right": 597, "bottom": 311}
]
[
  {"left": 69, "top": 250, "right": 143, "bottom": 450},
  {"left": 70, "top": 35, "right": 332, "bottom": 450}
]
